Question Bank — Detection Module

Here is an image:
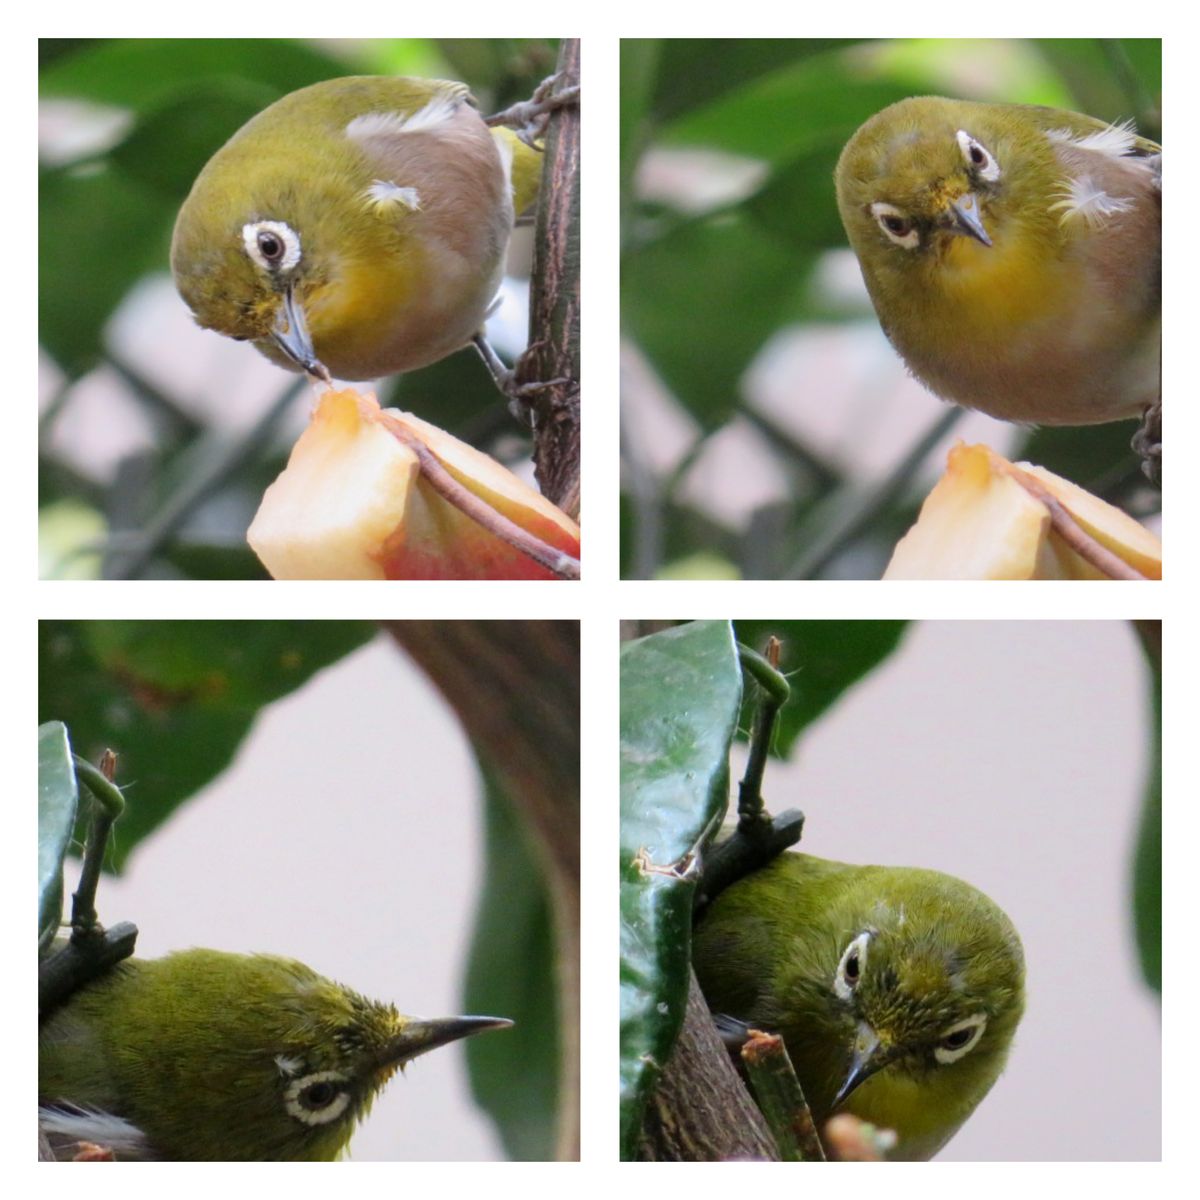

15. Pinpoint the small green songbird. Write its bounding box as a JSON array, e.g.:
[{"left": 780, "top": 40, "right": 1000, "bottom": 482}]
[
  {"left": 692, "top": 852, "right": 1025, "bottom": 1160},
  {"left": 835, "top": 96, "right": 1160, "bottom": 427},
  {"left": 38, "top": 948, "right": 512, "bottom": 1160},
  {"left": 171, "top": 76, "right": 543, "bottom": 383}
]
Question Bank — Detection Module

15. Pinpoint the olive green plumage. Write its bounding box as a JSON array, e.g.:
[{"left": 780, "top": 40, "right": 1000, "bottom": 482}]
[
  {"left": 692, "top": 852, "right": 1025, "bottom": 1160},
  {"left": 38, "top": 948, "right": 509, "bottom": 1160},
  {"left": 836, "top": 96, "right": 1160, "bottom": 426},
  {"left": 171, "top": 76, "right": 542, "bottom": 381}
]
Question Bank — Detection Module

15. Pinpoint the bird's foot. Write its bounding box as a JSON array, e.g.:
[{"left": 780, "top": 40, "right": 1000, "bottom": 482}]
[
  {"left": 485, "top": 71, "right": 580, "bottom": 147},
  {"left": 472, "top": 334, "right": 571, "bottom": 426},
  {"left": 1132, "top": 398, "right": 1161, "bottom": 487}
]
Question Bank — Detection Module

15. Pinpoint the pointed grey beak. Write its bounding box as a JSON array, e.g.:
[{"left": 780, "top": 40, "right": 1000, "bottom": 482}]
[
  {"left": 940, "top": 192, "right": 992, "bottom": 247},
  {"left": 832, "top": 1021, "right": 901, "bottom": 1110},
  {"left": 378, "top": 1015, "right": 513, "bottom": 1070},
  {"left": 271, "top": 286, "right": 333, "bottom": 384}
]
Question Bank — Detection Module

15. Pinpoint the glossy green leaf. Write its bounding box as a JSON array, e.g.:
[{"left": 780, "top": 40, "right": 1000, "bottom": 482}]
[
  {"left": 463, "top": 766, "right": 558, "bottom": 1160},
  {"left": 38, "top": 621, "right": 374, "bottom": 868},
  {"left": 619, "top": 620, "right": 743, "bottom": 1159},
  {"left": 38, "top": 721, "right": 78, "bottom": 948},
  {"left": 733, "top": 621, "right": 909, "bottom": 756}
]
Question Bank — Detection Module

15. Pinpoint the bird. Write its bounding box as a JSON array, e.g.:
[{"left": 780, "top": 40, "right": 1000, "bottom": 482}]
[
  {"left": 170, "top": 76, "right": 544, "bottom": 384},
  {"left": 691, "top": 851, "right": 1025, "bottom": 1160},
  {"left": 835, "top": 95, "right": 1160, "bottom": 427},
  {"left": 38, "top": 948, "right": 512, "bottom": 1160}
]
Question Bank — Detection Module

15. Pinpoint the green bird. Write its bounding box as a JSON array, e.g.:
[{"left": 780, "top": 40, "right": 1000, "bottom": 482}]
[
  {"left": 38, "top": 948, "right": 511, "bottom": 1160},
  {"left": 171, "top": 76, "right": 543, "bottom": 383},
  {"left": 692, "top": 852, "right": 1025, "bottom": 1160},
  {"left": 835, "top": 96, "right": 1160, "bottom": 427}
]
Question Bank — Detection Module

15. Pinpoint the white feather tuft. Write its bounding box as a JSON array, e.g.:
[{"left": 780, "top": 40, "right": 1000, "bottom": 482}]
[
  {"left": 40, "top": 1105, "right": 152, "bottom": 1157},
  {"left": 345, "top": 95, "right": 462, "bottom": 144},
  {"left": 362, "top": 180, "right": 421, "bottom": 212},
  {"left": 1048, "top": 174, "right": 1135, "bottom": 228},
  {"left": 1047, "top": 119, "right": 1139, "bottom": 160}
]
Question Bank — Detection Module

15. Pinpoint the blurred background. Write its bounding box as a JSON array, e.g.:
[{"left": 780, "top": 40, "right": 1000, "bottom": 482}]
[
  {"left": 39, "top": 621, "right": 575, "bottom": 1160},
  {"left": 38, "top": 39, "right": 560, "bottom": 579},
  {"left": 727, "top": 621, "right": 1160, "bottom": 1159},
  {"left": 620, "top": 39, "right": 1162, "bottom": 579}
]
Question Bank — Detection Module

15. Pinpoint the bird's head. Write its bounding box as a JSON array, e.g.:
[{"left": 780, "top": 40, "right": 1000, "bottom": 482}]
[
  {"left": 823, "top": 880, "right": 1025, "bottom": 1113},
  {"left": 122, "top": 951, "right": 510, "bottom": 1160},
  {"left": 835, "top": 96, "right": 1062, "bottom": 295}
]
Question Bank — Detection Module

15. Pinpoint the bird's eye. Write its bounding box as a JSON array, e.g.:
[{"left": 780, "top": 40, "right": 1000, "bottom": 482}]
[
  {"left": 284, "top": 1070, "right": 352, "bottom": 1126},
  {"left": 257, "top": 231, "right": 283, "bottom": 261},
  {"left": 868, "top": 202, "right": 919, "bottom": 249},
  {"left": 934, "top": 1013, "right": 988, "bottom": 1064},
  {"left": 956, "top": 131, "right": 1001, "bottom": 183},
  {"left": 834, "top": 931, "right": 873, "bottom": 1001},
  {"left": 301, "top": 1081, "right": 337, "bottom": 1109},
  {"left": 242, "top": 220, "right": 302, "bottom": 274}
]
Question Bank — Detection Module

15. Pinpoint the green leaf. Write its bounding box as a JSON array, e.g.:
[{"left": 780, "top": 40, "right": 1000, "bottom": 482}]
[
  {"left": 38, "top": 621, "right": 375, "bottom": 868},
  {"left": 39, "top": 38, "right": 344, "bottom": 112},
  {"left": 622, "top": 217, "right": 809, "bottom": 427},
  {"left": 646, "top": 39, "right": 865, "bottom": 125},
  {"left": 109, "top": 81, "right": 281, "bottom": 200},
  {"left": 38, "top": 721, "right": 78, "bottom": 948},
  {"left": 1132, "top": 621, "right": 1161, "bottom": 994},
  {"left": 39, "top": 165, "right": 171, "bottom": 376},
  {"left": 733, "top": 621, "right": 909, "bottom": 756},
  {"left": 463, "top": 766, "right": 558, "bottom": 1161},
  {"left": 619, "top": 620, "right": 743, "bottom": 1160}
]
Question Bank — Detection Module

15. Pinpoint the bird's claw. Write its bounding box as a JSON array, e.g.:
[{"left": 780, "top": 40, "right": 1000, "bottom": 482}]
[
  {"left": 1132, "top": 398, "right": 1161, "bottom": 487},
  {"left": 472, "top": 334, "right": 572, "bottom": 425},
  {"left": 486, "top": 72, "right": 580, "bottom": 148}
]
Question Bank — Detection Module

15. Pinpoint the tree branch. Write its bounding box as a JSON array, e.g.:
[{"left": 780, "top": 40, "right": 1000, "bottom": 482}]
[{"left": 521, "top": 39, "right": 581, "bottom": 520}]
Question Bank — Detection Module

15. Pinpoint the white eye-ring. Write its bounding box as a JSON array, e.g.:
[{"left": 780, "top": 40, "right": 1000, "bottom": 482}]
[
  {"left": 934, "top": 1013, "right": 988, "bottom": 1064},
  {"left": 869, "top": 202, "right": 919, "bottom": 249},
  {"left": 283, "top": 1070, "right": 352, "bottom": 1126},
  {"left": 956, "top": 131, "right": 1001, "bottom": 183},
  {"left": 834, "top": 931, "right": 873, "bottom": 1001},
  {"left": 242, "top": 220, "right": 302, "bottom": 274}
]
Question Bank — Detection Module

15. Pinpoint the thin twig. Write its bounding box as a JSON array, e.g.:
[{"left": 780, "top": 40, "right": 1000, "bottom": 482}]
[
  {"left": 741, "top": 1030, "right": 826, "bottom": 1162},
  {"left": 787, "top": 407, "right": 965, "bottom": 579},
  {"left": 1001, "top": 462, "right": 1148, "bottom": 580},
  {"left": 103, "top": 376, "right": 308, "bottom": 579},
  {"left": 380, "top": 415, "right": 580, "bottom": 580}
]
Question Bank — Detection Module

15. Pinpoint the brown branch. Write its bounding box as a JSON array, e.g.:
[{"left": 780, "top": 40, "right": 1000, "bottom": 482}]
[
  {"left": 383, "top": 622, "right": 580, "bottom": 1161},
  {"left": 639, "top": 974, "right": 778, "bottom": 1161},
  {"left": 520, "top": 39, "right": 581, "bottom": 520}
]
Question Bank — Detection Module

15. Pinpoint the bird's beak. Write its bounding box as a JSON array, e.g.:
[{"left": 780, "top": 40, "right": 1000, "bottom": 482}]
[
  {"left": 271, "top": 286, "right": 333, "bottom": 384},
  {"left": 939, "top": 192, "right": 992, "bottom": 247},
  {"left": 831, "top": 1021, "right": 903, "bottom": 1110},
  {"left": 377, "top": 1015, "right": 513, "bottom": 1071}
]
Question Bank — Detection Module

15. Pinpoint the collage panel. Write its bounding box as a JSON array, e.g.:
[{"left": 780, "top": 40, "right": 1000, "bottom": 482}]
[
  {"left": 38, "top": 620, "right": 579, "bottom": 1160},
  {"left": 39, "top": 38, "right": 579, "bottom": 581},
  {"left": 621, "top": 620, "right": 1160, "bottom": 1160},
  {"left": 620, "top": 39, "right": 1160, "bottom": 580}
]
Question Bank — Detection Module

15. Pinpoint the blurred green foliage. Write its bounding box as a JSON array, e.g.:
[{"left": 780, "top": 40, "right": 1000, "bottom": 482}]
[
  {"left": 620, "top": 39, "right": 1161, "bottom": 579},
  {"left": 39, "top": 38, "right": 558, "bottom": 579}
]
